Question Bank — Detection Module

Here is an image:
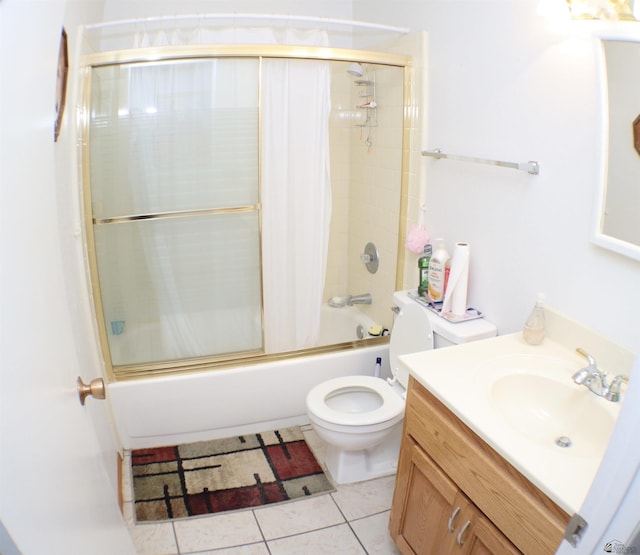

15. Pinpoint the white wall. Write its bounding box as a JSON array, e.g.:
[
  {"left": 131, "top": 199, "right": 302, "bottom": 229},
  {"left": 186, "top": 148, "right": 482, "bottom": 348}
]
[
  {"left": 103, "top": 0, "right": 353, "bottom": 22},
  {"left": 354, "top": 0, "right": 640, "bottom": 353}
]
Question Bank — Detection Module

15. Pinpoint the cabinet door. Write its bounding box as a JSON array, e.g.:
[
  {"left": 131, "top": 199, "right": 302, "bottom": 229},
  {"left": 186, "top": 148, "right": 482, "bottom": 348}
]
[
  {"left": 390, "top": 439, "right": 461, "bottom": 554},
  {"left": 460, "top": 506, "right": 520, "bottom": 555},
  {"left": 390, "top": 437, "right": 522, "bottom": 555}
]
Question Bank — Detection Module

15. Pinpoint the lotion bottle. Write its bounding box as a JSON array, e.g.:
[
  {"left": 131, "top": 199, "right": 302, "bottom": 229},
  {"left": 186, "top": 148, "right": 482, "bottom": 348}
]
[
  {"left": 523, "top": 293, "right": 545, "bottom": 345},
  {"left": 427, "top": 239, "right": 450, "bottom": 302}
]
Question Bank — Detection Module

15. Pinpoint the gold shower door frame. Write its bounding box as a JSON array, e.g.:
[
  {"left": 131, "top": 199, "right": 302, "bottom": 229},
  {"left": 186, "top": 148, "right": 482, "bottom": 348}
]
[{"left": 79, "top": 45, "right": 412, "bottom": 382}]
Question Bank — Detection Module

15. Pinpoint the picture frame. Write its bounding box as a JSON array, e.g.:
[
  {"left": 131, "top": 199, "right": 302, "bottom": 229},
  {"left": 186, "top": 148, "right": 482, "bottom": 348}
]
[{"left": 54, "top": 28, "right": 68, "bottom": 142}]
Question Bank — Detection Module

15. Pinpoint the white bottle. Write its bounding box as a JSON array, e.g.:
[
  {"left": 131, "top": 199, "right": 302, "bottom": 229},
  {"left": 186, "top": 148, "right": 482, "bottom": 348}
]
[
  {"left": 428, "top": 239, "right": 450, "bottom": 302},
  {"left": 523, "top": 293, "right": 545, "bottom": 345}
]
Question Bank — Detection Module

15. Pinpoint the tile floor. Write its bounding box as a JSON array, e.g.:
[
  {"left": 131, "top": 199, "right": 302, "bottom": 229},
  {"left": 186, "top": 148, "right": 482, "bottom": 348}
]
[{"left": 122, "top": 425, "right": 402, "bottom": 555}]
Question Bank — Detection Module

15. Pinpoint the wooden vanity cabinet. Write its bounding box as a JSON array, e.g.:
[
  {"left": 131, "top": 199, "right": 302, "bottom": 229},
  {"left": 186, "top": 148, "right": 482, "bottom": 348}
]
[{"left": 390, "top": 377, "right": 571, "bottom": 555}]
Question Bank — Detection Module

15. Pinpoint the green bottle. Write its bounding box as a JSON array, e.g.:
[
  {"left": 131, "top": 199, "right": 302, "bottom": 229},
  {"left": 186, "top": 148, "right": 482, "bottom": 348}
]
[{"left": 417, "top": 244, "right": 432, "bottom": 298}]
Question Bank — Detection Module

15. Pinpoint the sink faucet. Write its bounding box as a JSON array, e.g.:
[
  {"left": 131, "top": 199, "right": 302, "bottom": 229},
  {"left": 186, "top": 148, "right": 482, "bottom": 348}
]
[{"left": 572, "top": 348, "right": 628, "bottom": 402}]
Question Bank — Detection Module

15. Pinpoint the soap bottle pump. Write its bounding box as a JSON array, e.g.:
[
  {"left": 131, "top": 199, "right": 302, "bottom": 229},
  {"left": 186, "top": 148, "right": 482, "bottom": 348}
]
[{"left": 523, "top": 293, "right": 545, "bottom": 345}]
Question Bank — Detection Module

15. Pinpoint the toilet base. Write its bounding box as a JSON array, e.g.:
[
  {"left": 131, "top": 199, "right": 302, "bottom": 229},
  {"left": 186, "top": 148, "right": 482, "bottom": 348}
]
[{"left": 323, "top": 423, "right": 402, "bottom": 484}]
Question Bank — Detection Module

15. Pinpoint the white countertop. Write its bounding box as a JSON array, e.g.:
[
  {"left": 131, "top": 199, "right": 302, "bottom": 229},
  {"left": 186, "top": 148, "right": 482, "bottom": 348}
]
[{"left": 399, "top": 332, "right": 622, "bottom": 515}]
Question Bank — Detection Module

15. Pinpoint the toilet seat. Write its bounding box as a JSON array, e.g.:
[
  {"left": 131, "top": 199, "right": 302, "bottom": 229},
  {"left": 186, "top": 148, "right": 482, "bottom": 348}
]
[
  {"left": 389, "top": 303, "right": 434, "bottom": 389},
  {"left": 306, "top": 375, "right": 404, "bottom": 427}
]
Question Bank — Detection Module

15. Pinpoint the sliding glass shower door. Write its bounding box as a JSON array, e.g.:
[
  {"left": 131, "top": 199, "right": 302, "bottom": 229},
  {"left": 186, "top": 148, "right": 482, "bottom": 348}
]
[{"left": 89, "top": 58, "right": 262, "bottom": 366}]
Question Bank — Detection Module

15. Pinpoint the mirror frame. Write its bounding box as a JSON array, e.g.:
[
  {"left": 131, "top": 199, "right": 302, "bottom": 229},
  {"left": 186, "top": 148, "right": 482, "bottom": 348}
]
[{"left": 592, "top": 30, "right": 640, "bottom": 262}]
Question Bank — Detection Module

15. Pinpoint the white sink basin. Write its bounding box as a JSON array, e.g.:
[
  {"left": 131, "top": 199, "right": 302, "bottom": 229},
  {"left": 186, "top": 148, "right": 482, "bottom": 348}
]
[{"left": 490, "top": 372, "right": 616, "bottom": 457}]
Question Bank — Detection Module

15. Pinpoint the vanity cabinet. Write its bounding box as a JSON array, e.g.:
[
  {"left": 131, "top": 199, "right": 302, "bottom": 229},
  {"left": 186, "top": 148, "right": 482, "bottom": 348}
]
[{"left": 390, "top": 377, "right": 571, "bottom": 555}]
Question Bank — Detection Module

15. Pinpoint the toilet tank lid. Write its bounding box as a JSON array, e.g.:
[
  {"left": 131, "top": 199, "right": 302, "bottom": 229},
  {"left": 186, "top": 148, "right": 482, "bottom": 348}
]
[{"left": 393, "top": 290, "right": 497, "bottom": 345}]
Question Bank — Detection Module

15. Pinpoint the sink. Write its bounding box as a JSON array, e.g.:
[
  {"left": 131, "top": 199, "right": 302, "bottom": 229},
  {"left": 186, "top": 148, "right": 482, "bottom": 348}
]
[{"left": 491, "top": 372, "right": 616, "bottom": 458}]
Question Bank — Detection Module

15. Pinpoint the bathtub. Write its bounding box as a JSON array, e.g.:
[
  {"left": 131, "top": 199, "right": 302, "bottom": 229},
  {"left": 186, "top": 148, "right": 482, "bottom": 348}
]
[
  {"left": 108, "top": 305, "right": 389, "bottom": 449},
  {"left": 317, "top": 305, "right": 380, "bottom": 345}
]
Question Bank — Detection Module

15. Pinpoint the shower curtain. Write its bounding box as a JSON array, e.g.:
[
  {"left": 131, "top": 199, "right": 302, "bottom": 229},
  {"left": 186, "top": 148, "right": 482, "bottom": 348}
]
[{"left": 261, "top": 58, "right": 332, "bottom": 353}]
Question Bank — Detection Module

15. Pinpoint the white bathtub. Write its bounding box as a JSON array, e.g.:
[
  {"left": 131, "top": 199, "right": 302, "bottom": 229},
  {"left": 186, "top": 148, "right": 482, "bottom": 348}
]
[
  {"left": 108, "top": 306, "right": 389, "bottom": 449},
  {"left": 317, "top": 305, "right": 379, "bottom": 345}
]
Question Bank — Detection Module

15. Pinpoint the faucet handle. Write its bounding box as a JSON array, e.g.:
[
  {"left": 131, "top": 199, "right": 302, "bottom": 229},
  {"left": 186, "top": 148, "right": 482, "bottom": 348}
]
[{"left": 606, "top": 375, "right": 629, "bottom": 402}]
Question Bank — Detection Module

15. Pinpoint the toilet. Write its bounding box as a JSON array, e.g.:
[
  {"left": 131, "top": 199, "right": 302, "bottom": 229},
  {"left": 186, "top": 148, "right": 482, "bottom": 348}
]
[{"left": 305, "top": 289, "right": 497, "bottom": 484}]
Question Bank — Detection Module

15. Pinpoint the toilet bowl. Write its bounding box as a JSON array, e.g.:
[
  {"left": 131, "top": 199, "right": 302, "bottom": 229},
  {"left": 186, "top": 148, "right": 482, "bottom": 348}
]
[
  {"left": 305, "top": 290, "right": 498, "bottom": 484},
  {"left": 305, "top": 299, "right": 434, "bottom": 484}
]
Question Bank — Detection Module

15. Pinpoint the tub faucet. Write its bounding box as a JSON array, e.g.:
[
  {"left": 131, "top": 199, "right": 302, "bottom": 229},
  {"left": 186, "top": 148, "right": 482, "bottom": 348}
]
[
  {"left": 347, "top": 293, "right": 372, "bottom": 306},
  {"left": 572, "top": 348, "right": 628, "bottom": 402}
]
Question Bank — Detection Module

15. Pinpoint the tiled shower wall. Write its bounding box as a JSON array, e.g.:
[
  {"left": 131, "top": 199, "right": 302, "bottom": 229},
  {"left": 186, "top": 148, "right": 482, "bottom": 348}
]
[
  {"left": 347, "top": 63, "right": 404, "bottom": 331},
  {"left": 324, "top": 61, "right": 405, "bottom": 332},
  {"left": 323, "top": 63, "right": 352, "bottom": 308}
]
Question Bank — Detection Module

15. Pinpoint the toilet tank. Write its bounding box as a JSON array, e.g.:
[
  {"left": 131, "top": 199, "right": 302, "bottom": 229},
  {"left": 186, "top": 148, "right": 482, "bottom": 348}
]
[{"left": 392, "top": 290, "right": 497, "bottom": 349}]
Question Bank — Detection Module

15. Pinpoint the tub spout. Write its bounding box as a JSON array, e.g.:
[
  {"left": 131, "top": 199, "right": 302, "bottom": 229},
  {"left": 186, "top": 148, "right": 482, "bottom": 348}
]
[{"left": 347, "top": 293, "right": 372, "bottom": 306}]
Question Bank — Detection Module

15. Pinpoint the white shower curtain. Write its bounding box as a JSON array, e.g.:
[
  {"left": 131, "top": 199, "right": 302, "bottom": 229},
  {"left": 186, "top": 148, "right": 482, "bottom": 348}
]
[{"left": 261, "top": 58, "right": 332, "bottom": 353}]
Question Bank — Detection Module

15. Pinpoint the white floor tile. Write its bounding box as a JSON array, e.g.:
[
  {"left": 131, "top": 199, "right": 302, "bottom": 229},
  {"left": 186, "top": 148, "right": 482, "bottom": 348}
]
[
  {"left": 126, "top": 519, "right": 177, "bottom": 555},
  {"left": 187, "top": 542, "right": 270, "bottom": 554},
  {"left": 267, "top": 523, "right": 366, "bottom": 555},
  {"left": 331, "top": 475, "right": 397, "bottom": 521},
  {"left": 173, "top": 511, "right": 263, "bottom": 553},
  {"left": 254, "top": 493, "right": 344, "bottom": 540},
  {"left": 350, "top": 511, "right": 401, "bottom": 555}
]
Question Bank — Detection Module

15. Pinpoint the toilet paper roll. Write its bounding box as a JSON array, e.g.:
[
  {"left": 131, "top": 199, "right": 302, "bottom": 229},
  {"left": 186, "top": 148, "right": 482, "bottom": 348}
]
[{"left": 442, "top": 242, "right": 470, "bottom": 317}]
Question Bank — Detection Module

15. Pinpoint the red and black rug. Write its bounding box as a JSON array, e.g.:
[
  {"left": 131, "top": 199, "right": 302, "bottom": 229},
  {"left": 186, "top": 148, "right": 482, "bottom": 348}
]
[{"left": 131, "top": 426, "right": 333, "bottom": 522}]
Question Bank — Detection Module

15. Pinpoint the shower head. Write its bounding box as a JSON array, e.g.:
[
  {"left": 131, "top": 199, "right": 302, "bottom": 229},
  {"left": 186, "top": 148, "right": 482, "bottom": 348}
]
[{"left": 346, "top": 63, "right": 364, "bottom": 78}]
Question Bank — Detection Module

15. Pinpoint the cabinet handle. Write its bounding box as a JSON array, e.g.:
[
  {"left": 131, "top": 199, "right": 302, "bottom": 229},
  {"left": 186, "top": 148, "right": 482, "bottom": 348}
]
[
  {"left": 447, "top": 506, "right": 461, "bottom": 533},
  {"left": 456, "top": 520, "right": 471, "bottom": 546}
]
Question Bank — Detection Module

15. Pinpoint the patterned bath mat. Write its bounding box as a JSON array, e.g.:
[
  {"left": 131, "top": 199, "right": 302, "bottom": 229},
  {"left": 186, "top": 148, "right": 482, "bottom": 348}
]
[{"left": 131, "top": 426, "right": 334, "bottom": 522}]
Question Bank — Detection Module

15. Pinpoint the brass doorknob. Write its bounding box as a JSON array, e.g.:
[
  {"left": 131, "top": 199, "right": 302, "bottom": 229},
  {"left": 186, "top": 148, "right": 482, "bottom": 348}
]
[{"left": 77, "top": 376, "right": 106, "bottom": 405}]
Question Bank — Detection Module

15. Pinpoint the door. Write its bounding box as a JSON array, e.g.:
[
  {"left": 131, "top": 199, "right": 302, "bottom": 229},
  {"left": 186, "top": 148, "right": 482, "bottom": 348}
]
[
  {"left": 0, "top": 1, "right": 136, "bottom": 553},
  {"left": 390, "top": 438, "right": 521, "bottom": 555},
  {"left": 390, "top": 439, "right": 461, "bottom": 554}
]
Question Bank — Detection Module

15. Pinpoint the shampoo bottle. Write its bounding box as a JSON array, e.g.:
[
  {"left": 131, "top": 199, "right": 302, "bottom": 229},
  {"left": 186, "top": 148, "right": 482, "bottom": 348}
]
[
  {"left": 523, "top": 293, "right": 545, "bottom": 345},
  {"left": 428, "top": 239, "right": 450, "bottom": 302},
  {"left": 417, "top": 244, "right": 432, "bottom": 298}
]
